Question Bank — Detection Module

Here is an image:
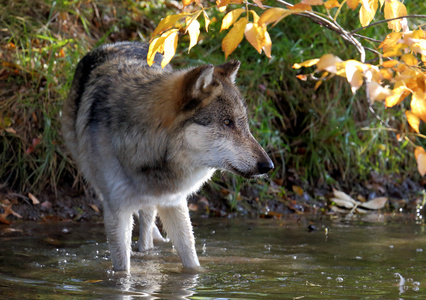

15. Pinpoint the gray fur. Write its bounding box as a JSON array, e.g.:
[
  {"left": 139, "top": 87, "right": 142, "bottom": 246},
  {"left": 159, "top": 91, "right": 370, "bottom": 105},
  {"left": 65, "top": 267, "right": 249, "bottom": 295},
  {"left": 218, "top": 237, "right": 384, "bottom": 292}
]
[{"left": 62, "top": 42, "right": 273, "bottom": 272}]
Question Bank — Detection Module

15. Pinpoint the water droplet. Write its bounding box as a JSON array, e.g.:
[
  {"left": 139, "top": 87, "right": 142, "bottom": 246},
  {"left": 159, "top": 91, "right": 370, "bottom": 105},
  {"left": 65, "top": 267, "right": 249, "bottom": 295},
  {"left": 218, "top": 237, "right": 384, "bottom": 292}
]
[{"left": 413, "top": 286, "right": 420, "bottom": 292}]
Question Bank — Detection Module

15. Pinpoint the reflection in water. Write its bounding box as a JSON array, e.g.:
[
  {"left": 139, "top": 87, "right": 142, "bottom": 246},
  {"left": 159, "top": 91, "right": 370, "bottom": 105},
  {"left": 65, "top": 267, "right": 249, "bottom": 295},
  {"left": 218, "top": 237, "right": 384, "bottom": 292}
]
[
  {"left": 0, "top": 215, "right": 425, "bottom": 298},
  {"left": 109, "top": 266, "right": 199, "bottom": 299}
]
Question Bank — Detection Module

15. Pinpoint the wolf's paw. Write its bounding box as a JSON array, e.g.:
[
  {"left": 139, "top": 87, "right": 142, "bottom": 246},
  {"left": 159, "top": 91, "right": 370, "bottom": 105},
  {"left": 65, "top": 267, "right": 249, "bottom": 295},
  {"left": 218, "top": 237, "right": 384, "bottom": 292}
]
[{"left": 182, "top": 265, "right": 208, "bottom": 274}]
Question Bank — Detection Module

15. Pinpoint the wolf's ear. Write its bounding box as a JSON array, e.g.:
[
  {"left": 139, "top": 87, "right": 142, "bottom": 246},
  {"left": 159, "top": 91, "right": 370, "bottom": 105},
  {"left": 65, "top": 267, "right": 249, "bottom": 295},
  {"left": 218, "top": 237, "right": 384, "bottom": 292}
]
[
  {"left": 193, "top": 64, "right": 215, "bottom": 91},
  {"left": 181, "top": 64, "right": 217, "bottom": 110},
  {"left": 217, "top": 60, "right": 240, "bottom": 83}
]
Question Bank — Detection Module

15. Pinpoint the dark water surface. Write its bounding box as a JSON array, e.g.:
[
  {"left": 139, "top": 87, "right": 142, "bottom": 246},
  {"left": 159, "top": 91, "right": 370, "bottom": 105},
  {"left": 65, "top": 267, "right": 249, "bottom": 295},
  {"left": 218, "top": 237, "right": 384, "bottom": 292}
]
[{"left": 0, "top": 215, "right": 425, "bottom": 299}]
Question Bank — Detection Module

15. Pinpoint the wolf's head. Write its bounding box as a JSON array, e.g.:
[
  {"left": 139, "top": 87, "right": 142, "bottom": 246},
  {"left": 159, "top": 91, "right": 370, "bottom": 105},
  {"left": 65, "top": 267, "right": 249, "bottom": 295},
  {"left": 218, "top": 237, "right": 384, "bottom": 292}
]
[{"left": 180, "top": 61, "right": 274, "bottom": 178}]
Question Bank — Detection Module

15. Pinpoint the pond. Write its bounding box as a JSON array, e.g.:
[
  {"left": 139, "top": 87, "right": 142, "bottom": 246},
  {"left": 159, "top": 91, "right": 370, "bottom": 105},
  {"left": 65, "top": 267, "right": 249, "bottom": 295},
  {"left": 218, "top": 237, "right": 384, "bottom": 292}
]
[{"left": 0, "top": 215, "right": 425, "bottom": 299}]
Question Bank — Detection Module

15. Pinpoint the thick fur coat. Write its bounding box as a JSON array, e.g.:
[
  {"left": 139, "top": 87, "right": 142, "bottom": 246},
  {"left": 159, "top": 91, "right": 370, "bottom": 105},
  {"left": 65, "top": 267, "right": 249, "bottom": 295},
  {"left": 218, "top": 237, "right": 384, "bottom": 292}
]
[{"left": 62, "top": 42, "right": 274, "bottom": 271}]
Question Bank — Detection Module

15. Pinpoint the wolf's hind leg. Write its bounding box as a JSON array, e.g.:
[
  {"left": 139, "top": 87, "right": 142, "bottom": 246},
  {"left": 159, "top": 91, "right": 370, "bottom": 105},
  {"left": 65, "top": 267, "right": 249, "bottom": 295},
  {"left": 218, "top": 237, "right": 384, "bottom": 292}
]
[
  {"left": 157, "top": 201, "right": 200, "bottom": 269},
  {"left": 137, "top": 207, "right": 156, "bottom": 252},
  {"left": 103, "top": 202, "right": 133, "bottom": 272},
  {"left": 152, "top": 223, "right": 167, "bottom": 243},
  {"left": 137, "top": 208, "right": 167, "bottom": 252}
]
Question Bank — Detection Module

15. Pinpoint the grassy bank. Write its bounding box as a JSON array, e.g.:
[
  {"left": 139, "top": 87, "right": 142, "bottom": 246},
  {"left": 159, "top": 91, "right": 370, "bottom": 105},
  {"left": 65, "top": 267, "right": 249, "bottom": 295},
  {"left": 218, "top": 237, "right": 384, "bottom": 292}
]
[{"left": 0, "top": 0, "right": 423, "bottom": 218}]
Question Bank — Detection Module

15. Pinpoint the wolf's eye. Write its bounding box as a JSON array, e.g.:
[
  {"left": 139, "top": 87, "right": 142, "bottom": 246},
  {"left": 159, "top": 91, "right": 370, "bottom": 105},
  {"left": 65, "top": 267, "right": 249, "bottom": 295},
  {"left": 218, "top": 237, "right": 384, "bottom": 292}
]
[{"left": 224, "top": 119, "right": 232, "bottom": 126}]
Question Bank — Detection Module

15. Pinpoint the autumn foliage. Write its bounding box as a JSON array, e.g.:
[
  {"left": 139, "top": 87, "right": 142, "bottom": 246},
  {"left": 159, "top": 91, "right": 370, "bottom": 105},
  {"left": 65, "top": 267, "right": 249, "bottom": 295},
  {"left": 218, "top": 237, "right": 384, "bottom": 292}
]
[{"left": 149, "top": 0, "right": 426, "bottom": 176}]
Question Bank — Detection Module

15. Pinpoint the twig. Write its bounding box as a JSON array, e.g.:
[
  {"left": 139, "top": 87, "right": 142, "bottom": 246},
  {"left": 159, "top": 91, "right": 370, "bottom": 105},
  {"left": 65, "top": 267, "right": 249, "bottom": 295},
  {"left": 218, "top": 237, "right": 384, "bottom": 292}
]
[
  {"left": 364, "top": 46, "right": 381, "bottom": 56},
  {"left": 368, "top": 105, "right": 390, "bottom": 128},
  {"left": 274, "top": 0, "right": 366, "bottom": 62},
  {"left": 352, "top": 33, "right": 381, "bottom": 43},
  {"left": 351, "top": 14, "right": 426, "bottom": 34}
]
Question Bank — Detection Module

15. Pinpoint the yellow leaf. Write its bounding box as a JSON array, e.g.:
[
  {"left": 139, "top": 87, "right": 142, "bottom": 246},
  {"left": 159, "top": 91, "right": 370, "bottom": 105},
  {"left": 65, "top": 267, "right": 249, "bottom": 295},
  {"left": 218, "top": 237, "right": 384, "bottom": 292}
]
[
  {"left": 383, "top": 48, "right": 403, "bottom": 57},
  {"left": 336, "top": 59, "right": 370, "bottom": 78},
  {"left": 222, "top": 18, "right": 248, "bottom": 59},
  {"left": 406, "top": 110, "right": 420, "bottom": 133},
  {"left": 302, "top": 0, "right": 324, "bottom": 5},
  {"left": 187, "top": 19, "right": 200, "bottom": 53},
  {"left": 161, "top": 30, "right": 179, "bottom": 68},
  {"left": 407, "top": 39, "right": 426, "bottom": 57},
  {"left": 385, "top": 85, "right": 410, "bottom": 107},
  {"left": 368, "top": 81, "right": 392, "bottom": 103},
  {"left": 289, "top": 3, "right": 312, "bottom": 10},
  {"left": 345, "top": 61, "right": 364, "bottom": 93},
  {"left": 359, "top": 0, "right": 378, "bottom": 27},
  {"left": 292, "top": 58, "right": 320, "bottom": 69},
  {"left": 216, "top": 0, "right": 230, "bottom": 7},
  {"left": 415, "top": 147, "right": 426, "bottom": 176},
  {"left": 380, "top": 68, "right": 393, "bottom": 80},
  {"left": 243, "top": 22, "right": 272, "bottom": 58},
  {"left": 221, "top": 8, "right": 245, "bottom": 32},
  {"left": 90, "top": 204, "right": 100, "bottom": 213},
  {"left": 217, "top": 0, "right": 230, "bottom": 11},
  {"left": 292, "top": 185, "right": 304, "bottom": 196},
  {"left": 203, "top": 11, "right": 211, "bottom": 31},
  {"left": 415, "top": 146, "right": 426, "bottom": 160},
  {"left": 314, "top": 80, "right": 323, "bottom": 90},
  {"left": 244, "top": 22, "right": 264, "bottom": 54},
  {"left": 183, "top": 0, "right": 195, "bottom": 6},
  {"left": 413, "top": 29, "right": 426, "bottom": 39},
  {"left": 347, "top": 0, "right": 360, "bottom": 9},
  {"left": 147, "top": 36, "right": 166, "bottom": 66},
  {"left": 152, "top": 13, "right": 190, "bottom": 37},
  {"left": 411, "top": 90, "right": 426, "bottom": 122},
  {"left": 382, "top": 59, "right": 399, "bottom": 68},
  {"left": 28, "top": 193, "right": 40, "bottom": 205},
  {"left": 384, "top": 0, "right": 407, "bottom": 32},
  {"left": 379, "top": 32, "right": 403, "bottom": 52},
  {"left": 185, "top": 11, "right": 202, "bottom": 32},
  {"left": 316, "top": 54, "right": 342, "bottom": 73},
  {"left": 297, "top": 74, "right": 308, "bottom": 81},
  {"left": 401, "top": 53, "right": 418, "bottom": 66},
  {"left": 258, "top": 8, "right": 294, "bottom": 27},
  {"left": 252, "top": 0, "right": 266, "bottom": 9},
  {"left": 315, "top": 71, "right": 330, "bottom": 90},
  {"left": 262, "top": 29, "right": 272, "bottom": 58},
  {"left": 250, "top": 9, "right": 260, "bottom": 24},
  {"left": 324, "top": 0, "right": 340, "bottom": 9}
]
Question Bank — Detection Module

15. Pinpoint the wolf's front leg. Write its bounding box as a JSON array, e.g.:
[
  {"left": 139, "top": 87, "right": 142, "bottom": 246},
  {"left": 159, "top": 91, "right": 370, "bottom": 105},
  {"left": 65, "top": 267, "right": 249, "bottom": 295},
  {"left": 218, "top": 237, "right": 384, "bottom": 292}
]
[
  {"left": 157, "top": 201, "right": 200, "bottom": 269},
  {"left": 103, "top": 202, "right": 133, "bottom": 272}
]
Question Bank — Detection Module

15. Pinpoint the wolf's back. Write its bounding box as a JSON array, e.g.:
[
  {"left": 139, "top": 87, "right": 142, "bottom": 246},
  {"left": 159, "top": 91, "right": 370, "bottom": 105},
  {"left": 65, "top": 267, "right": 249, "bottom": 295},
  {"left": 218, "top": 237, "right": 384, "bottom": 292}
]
[{"left": 61, "top": 42, "right": 168, "bottom": 163}]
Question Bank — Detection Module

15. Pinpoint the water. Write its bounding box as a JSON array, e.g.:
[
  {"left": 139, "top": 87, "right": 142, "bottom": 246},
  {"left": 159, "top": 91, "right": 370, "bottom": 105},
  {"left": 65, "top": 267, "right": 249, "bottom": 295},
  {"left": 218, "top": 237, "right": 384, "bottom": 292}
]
[{"left": 0, "top": 215, "right": 425, "bottom": 299}]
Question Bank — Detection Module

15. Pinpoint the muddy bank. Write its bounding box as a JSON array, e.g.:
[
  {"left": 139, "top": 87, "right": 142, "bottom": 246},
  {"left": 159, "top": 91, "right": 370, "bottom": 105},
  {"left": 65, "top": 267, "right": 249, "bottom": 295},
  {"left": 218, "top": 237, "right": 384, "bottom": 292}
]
[{"left": 1, "top": 173, "right": 425, "bottom": 224}]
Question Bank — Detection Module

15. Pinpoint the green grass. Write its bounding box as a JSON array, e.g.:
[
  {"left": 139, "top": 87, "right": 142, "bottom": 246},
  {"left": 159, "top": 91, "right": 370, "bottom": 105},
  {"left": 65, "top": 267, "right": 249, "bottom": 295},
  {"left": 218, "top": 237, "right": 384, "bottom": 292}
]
[{"left": 0, "top": 0, "right": 421, "bottom": 207}]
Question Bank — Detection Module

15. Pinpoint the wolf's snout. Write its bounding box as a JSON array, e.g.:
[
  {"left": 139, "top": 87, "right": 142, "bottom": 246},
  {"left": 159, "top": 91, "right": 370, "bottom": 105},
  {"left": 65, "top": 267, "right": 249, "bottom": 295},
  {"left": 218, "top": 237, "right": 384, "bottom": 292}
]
[{"left": 257, "top": 160, "right": 274, "bottom": 174}]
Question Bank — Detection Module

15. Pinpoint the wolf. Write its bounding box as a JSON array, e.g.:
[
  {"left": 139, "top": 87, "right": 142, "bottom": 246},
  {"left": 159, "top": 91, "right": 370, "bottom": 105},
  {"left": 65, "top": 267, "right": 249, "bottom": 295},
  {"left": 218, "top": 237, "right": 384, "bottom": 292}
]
[{"left": 62, "top": 41, "right": 274, "bottom": 272}]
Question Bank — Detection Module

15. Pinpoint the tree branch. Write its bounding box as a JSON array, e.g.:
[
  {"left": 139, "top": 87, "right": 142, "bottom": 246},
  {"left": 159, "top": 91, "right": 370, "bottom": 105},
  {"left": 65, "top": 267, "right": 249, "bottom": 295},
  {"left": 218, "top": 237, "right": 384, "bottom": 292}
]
[
  {"left": 352, "top": 33, "right": 381, "bottom": 43},
  {"left": 351, "top": 14, "right": 426, "bottom": 34},
  {"left": 274, "top": 0, "right": 366, "bottom": 62}
]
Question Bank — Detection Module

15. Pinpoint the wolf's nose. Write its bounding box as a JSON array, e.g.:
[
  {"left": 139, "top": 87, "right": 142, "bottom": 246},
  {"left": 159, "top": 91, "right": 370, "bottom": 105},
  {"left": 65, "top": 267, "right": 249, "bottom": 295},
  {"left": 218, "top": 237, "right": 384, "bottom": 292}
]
[{"left": 257, "top": 160, "right": 274, "bottom": 174}]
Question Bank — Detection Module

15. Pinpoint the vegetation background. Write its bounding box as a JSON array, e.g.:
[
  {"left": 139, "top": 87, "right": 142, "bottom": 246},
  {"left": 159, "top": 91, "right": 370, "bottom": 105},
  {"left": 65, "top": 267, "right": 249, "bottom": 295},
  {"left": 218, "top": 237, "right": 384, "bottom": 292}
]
[{"left": 1, "top": 0, "right": 425, "bottom": 221}]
